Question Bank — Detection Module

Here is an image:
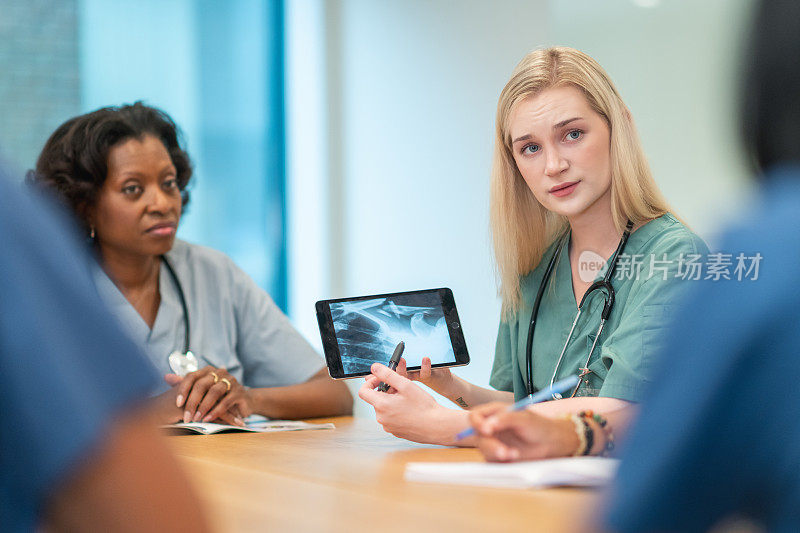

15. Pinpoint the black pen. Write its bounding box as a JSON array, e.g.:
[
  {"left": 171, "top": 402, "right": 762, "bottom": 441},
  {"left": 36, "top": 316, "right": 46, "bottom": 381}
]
[{"left": 377, "top": 341, "right": 405, "bottom": 392}]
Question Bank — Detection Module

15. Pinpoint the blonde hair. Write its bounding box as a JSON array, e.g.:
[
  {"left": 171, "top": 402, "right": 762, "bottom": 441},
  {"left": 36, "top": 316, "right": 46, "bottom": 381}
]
[{"left": 490, "top": 46, "right": 672, "bottom": 317}]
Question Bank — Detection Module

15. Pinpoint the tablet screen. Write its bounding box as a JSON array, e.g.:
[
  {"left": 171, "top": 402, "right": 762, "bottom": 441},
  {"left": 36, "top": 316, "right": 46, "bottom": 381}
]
[{"left": 328, "top": 291, "right": 456, "bottom": 375}]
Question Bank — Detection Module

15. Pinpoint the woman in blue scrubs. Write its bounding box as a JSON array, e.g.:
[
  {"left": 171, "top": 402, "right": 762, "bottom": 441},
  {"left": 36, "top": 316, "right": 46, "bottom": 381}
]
[
  {"left": 29, "top": 103, "right": 352, "bottom": 425},
  {"left": 359, "top": 47, "right": 706, "bottom": 455}
]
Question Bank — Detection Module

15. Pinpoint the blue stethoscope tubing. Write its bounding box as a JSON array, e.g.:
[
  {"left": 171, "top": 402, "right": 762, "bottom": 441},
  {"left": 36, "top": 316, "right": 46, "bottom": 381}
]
[{"left": 524, "top": 220, "right": 634, "bottom": 399}]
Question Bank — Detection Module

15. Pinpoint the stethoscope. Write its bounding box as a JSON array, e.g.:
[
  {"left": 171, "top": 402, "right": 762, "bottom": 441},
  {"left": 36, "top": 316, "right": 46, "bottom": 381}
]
[
  {"left": 161, "top": 255, "right": 200, "bottom": 377},
  {"left": 525, "top": 220, "right": 634, "bottom": 400}
]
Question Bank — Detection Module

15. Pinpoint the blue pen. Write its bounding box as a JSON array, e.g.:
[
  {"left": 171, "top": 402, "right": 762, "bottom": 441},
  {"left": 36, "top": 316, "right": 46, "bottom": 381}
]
[{"left": 455, "top": 375, "right": 580, "bottom": 440}]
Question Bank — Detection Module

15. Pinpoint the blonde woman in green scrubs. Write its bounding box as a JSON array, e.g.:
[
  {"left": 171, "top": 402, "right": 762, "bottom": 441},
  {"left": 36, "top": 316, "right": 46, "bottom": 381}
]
[{"left": 359, "top": 46, "right": 706, "bottom": 455}]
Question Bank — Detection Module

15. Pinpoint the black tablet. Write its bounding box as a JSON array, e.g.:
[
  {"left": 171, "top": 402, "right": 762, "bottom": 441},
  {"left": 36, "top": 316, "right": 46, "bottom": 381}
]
[{"left": 315, "top": 287, "right": 470, "bottom": 379}]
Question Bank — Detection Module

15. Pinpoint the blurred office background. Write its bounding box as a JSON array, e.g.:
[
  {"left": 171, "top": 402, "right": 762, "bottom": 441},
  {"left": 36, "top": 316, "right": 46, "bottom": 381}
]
[{"left": 0, "top": 0, "right": 754, "bottom": 414}]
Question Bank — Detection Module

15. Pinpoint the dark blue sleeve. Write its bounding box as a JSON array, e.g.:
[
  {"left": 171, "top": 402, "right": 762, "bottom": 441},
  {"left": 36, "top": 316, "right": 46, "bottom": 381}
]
[
  {"left": 0, "top": 177, "right": 158, "bottom": 530},
  {"left": 604, "top": 179, "right": 800, "bottom": 532}
]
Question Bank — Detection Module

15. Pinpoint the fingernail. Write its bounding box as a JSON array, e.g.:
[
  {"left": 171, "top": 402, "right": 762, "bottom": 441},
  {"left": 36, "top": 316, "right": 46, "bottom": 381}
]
[
  {"left": 183, "top": 410, "right": 191, "bottom": 423},
  {"left": 176, "top": 395, "right": 183, "bottom": 407},
  {"left": 192, "top": 411, "right": 202, "bottom": 422},
  {"left": 234, "top": 417, "right": 244, "bottom": 426},
  {"left": 510, "top": 449, "right": 520, "bottom": 460},
  {"left": 202, "top": 414, "right": 212, "bottom": 423}
]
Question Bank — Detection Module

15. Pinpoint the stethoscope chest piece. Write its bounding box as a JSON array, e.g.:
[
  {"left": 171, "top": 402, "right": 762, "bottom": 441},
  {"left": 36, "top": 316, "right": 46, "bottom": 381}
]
[{"left": 169, "top": 350, "right": 199, "bottom": 377}]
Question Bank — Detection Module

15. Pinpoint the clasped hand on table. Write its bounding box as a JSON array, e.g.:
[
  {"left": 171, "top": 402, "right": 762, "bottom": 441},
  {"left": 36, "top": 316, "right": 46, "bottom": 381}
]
[{"left": 154, "top": 365, "right": 252, "bottom": 426}]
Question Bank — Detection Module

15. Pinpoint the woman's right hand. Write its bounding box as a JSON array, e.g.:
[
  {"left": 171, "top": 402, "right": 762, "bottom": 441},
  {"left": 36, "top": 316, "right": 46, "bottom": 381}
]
[
  {"left": 469, "top": 402, "right": 579, "bottom": 461},
  {"left": 359, "top": 363, "right": 462, "bottom": 445},
  {"left": 395, "top": 356, "right": 456, "bottom": 397}
]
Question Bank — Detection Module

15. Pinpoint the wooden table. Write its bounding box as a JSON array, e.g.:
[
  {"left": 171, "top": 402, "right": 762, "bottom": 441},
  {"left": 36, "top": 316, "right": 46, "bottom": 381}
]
[{"left": 167, "top": 416, "right": 599, "bottom": 532}]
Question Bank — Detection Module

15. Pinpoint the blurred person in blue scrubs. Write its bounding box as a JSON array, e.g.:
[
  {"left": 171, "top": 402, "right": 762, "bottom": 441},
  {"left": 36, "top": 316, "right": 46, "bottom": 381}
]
[
  {"left": 603, "top": 1, "right": 800, "bottom": 531},
  {"left": 0, "top": 168, "right": 207, "bottom": 531},
  {"left": 28, "top": 103, "right": 352, "bottom": 426}
]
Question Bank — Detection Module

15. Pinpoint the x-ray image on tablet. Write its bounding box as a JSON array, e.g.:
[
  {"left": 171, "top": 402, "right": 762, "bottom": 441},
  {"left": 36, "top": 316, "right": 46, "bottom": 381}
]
[
  {"left": 316, "top": 288, "right": 470, "bottom": 379},
  {"left": 331, "top": 294, "right": 453, "bottom": 374}
]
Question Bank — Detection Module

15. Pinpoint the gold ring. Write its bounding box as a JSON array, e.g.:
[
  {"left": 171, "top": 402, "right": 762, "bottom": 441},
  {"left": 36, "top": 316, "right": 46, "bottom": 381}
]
[
  {"left": 220, "top": 378, "right": 231, "bottom": 392},
  {"left": 210, "top": 371, "right": 219, "bottom": 383}
]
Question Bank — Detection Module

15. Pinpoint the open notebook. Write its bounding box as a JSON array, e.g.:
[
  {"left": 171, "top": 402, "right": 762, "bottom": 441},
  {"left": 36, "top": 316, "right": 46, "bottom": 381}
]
[
  {"left": 404, "top": 456, "right": 618, "bottom": 489},
  {"left": 162, "top": 415, "right": 335, "bottom": 435}
]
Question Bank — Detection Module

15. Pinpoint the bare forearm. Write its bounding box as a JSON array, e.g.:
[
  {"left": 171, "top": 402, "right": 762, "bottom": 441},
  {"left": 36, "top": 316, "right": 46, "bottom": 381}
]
[
  {"left": 439, "top": 376, "right": 513, "bottom": 409},
  {"left": 249, "top": 371, "right": 353, "bottom": 419},
  {"left": 531, "top": 397, "right": 631, "bottom": 417},
  {"left": 531, "top": 397, "right": 637, "bottom": 444},
  {"left": 423, "top": 407, "right": 478, "bottom": 447}
]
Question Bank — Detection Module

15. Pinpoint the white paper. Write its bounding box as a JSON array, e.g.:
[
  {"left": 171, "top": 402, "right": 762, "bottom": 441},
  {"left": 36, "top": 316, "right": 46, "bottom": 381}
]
[
  {"left": 163, "top": 418, "right": 335, "bottom": 435},
  {"left": 404, "top": 456, "right": 618, "bottom": 489}
]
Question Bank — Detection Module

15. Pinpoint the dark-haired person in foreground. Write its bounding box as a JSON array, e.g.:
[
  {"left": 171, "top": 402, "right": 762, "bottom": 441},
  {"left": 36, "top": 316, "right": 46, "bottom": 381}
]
[
  {"left": 28, "top": 102, "right": 351, "bottom": 425},
  {"left": 0, "top": 167, "right": 208, "bottom": 531},
  {"left": 604, "top": 2, "right": 800, "bottom": 531}
]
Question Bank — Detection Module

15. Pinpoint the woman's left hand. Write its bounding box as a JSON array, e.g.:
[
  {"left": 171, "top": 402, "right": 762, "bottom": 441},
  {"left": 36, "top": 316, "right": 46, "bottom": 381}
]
[{"left": 167, "top": 366, "right": 253, "bottom": 426}]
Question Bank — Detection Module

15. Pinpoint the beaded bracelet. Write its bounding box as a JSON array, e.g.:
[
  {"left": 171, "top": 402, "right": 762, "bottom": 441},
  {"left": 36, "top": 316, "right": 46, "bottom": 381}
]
[
  {"left": 579, "top": 410, "right": 615, "bottom": 457},
  {"left": 567, "top": 414, "right": 593, "bottom": 456}
]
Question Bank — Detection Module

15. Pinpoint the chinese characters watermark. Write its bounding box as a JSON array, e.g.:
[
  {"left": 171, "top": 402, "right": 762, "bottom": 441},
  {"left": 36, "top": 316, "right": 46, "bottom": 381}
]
[{"left": 576, "top": 251, "right": 763, "bottom": 282}]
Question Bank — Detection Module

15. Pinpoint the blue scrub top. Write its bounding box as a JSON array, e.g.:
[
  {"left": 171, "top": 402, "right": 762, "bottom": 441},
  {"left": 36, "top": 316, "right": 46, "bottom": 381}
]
[
  {"left": 93, "top": 239, "right": 324, "bottom": 392},
  {"left": 0, "top": 175, "right": 157, "bottom": 532},
  {"left": 605, "top": 166, "right": 800, "bottom": 533}
]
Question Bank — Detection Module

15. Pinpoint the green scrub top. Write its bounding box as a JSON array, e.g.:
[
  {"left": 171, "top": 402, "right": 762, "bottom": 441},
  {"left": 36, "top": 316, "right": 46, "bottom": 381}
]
[{"left": 490, "top": 213, "right": 708, "bottom": 402}]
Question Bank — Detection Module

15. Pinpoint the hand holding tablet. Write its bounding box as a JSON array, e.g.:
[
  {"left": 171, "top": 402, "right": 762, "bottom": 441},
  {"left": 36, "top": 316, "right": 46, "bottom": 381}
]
[{"left": 395, "top": 356, "right": 457, "bottom": 398}]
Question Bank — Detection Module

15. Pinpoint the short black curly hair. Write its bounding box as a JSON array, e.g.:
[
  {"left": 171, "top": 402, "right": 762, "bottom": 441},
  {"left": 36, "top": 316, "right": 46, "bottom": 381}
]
[{"left": 26, "top": 102, "right": 193, "bottom": 233}]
